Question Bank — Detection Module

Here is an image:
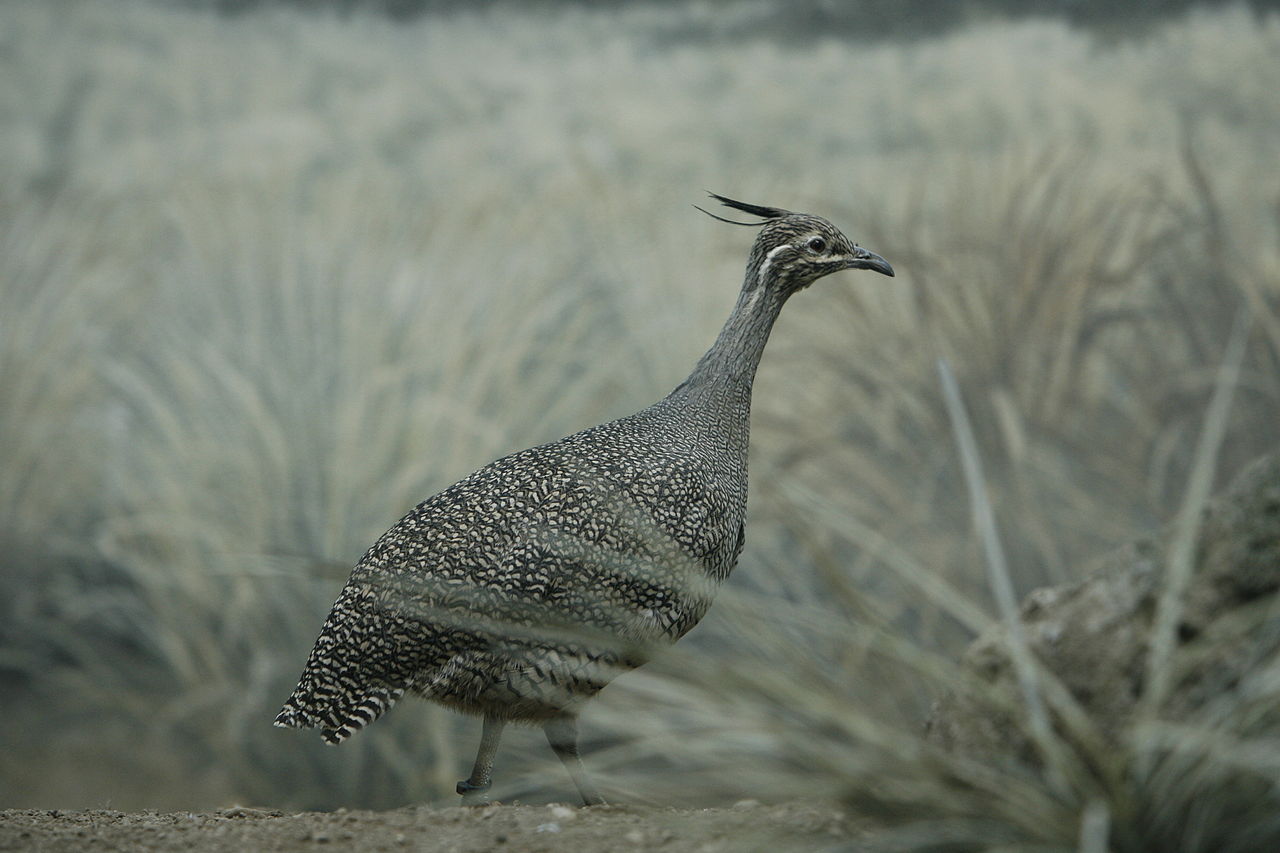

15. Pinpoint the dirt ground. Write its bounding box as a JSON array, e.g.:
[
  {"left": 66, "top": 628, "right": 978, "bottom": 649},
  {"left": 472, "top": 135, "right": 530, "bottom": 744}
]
[{"left": 0, "top": 801, "right": 861, "bottom": 852}]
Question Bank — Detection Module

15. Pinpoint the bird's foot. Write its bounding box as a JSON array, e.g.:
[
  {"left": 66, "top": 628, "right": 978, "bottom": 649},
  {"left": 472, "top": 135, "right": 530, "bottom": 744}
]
[{"left": 456, "top": 779, "right": 493, "bottom": 806}]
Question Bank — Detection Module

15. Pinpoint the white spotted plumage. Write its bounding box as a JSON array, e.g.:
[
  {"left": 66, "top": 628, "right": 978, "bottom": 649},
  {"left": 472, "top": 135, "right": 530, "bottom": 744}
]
[{"left": 274, "top": 195, "right": 893, "bottom": 800}]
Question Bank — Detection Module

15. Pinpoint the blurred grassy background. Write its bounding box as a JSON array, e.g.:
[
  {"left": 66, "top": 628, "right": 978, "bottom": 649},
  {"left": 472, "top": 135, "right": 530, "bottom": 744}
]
[{"left": 1, "top": 0, "right": 1278, "bottom": 823}]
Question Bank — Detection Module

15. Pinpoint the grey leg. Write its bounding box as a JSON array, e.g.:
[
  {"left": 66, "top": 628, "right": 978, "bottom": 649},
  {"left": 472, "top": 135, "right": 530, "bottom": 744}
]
[
  {"left": 457, "top": 715, "right": 505, "bottom": 806},
  {"left": 544, "top": 715, "right": 606, "bottom": 806}
]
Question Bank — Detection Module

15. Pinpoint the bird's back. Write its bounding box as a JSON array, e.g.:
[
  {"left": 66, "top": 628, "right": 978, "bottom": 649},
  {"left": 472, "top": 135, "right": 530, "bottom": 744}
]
[{"left": 275, "top": 396, "right": 749, "bottom": 742}]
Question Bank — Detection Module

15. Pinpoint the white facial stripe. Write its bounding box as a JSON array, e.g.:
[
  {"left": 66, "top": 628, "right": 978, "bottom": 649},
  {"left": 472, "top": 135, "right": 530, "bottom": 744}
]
[{"left": 756, "top": 243, "right": 793, "bottom": 289}]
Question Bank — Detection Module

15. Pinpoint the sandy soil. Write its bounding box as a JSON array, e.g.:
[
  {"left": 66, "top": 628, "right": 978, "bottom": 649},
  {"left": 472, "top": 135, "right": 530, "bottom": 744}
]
[{"left": 0, "top": 801, "right": 860, "bottom": 852}]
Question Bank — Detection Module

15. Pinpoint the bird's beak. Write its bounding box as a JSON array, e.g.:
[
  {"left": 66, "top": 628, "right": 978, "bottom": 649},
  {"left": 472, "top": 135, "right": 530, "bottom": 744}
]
[{"left": 846, "top": 247, "right": 894, "bottom": 278}]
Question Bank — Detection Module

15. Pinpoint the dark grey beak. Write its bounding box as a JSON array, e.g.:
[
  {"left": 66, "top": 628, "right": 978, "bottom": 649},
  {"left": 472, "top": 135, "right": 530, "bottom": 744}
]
[{"left": 847, "top": 247, "right": 894, "bottom": 277}]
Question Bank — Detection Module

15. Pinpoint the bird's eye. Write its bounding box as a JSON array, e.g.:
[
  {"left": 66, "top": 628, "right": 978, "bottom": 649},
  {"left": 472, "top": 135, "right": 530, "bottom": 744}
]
[{"left": 806, "top": 237, "right": 827, "bottom": 254}]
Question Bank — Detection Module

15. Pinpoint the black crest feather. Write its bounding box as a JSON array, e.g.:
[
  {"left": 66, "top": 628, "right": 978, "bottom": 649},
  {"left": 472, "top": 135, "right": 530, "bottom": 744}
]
[
  {"left": 709, "top": 193, "right": 790, "bottom": 219},
  {"left": 693, "top": 192, "right": 791, "bottom": 226}
]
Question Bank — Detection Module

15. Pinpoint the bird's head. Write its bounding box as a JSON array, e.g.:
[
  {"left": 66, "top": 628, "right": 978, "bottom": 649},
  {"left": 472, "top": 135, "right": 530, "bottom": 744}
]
[{"left": 697, "top": 193, "right": 894, "bottom": 297}]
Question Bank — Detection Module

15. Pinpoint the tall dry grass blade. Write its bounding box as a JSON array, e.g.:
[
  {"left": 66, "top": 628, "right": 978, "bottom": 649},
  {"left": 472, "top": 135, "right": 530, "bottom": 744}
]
[
  {"left": 1138, "top": 308, "right": 1250, "bottom": 726},
  {"left": 937, "top": 356, "right": 1060, "bottom": 787},
  {"left": 1078, "top": 799, "right": 1111, "bottom": 853},
  {"left": 778, "top": 480, "right": 992, "bottom": 635}
]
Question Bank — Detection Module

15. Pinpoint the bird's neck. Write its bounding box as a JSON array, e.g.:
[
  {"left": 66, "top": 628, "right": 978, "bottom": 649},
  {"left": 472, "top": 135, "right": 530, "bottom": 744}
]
[{"left": 664, "top": 282, "right": 787, "bottom": 419}]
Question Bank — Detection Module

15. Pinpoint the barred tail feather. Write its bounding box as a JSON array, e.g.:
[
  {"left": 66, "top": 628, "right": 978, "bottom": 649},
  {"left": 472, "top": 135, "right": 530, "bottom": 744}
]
[
  {"left": 274, "top": 683, "right": 406, "bottom": 745},
  {"left": 273, "top": 582, "right": 410, "bottom": 743},
  {"left": 320, "top": 685, "right": 406, "bottom": 744}
]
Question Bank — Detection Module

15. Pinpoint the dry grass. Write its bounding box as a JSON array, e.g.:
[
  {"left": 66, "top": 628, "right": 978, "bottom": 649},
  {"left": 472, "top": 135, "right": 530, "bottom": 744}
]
[{"left": 1, "top": 1, "right": 1279, "bottom": 843}]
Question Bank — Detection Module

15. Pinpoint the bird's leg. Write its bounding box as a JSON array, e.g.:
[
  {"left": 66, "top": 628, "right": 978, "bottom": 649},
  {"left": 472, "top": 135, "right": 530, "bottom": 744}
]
[
  {"left": 544, "top": 715, "right": 606, "bottom": 806},
  {"left": 457, "top": 715, "right": 505, "bottom": 806}
]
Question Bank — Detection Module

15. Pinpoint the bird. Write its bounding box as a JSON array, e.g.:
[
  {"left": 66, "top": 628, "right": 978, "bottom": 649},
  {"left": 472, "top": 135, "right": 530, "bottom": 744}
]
[{"left": 274, "top": 193, "right": 894, "bottom": 807}]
